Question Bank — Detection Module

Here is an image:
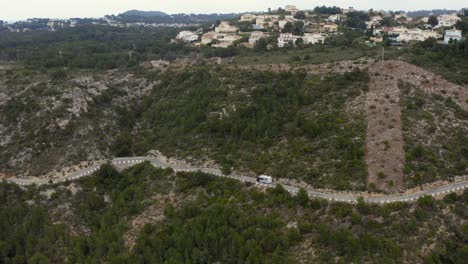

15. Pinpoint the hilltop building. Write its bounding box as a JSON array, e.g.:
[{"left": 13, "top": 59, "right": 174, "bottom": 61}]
[{"left": 437, "top": 14, "right": 461, "bottom": 27}]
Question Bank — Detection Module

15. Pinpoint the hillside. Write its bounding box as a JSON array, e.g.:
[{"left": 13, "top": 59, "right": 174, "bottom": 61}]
[
  {"left": 0, "top": 64, "right": 370, "bottom": 190},
  {"left": 1, "top": 162, "right": 467, "bottom": 263},
  {"left": 0, "top": 67, "right": 154, "bottom": 176},
  {"left": 1, "top": 57, "right": 467, "bottom": 193},
  {"left": 1, "top": 11, "right": 468, "bottom": 263}
]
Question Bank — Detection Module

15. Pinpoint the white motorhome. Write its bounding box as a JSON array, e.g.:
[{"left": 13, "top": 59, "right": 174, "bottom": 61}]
[{"left": 257, "top": 175, "right": 273, "bottom": 184}]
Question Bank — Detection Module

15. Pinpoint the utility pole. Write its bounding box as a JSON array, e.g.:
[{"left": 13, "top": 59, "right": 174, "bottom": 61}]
[
  {"left": 381, "top": 46, "right": 385, "bottom": 68},
  {"left": 16, "top": 48, "right": 20, "bottom": 63}
]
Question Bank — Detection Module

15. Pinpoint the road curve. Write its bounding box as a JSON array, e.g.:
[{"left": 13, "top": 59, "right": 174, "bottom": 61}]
[{"left": 4, "top": 157, "right": 467, "bottom": 204}]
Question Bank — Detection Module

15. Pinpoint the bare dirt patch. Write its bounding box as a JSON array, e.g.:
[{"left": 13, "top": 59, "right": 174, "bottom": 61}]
[{"left": 365, "top": 62, "right": 405, "bottom": 192}]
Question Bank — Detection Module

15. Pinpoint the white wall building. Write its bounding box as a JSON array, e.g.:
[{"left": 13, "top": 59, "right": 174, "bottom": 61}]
[
  {"left": 303, "top": 33, "right": 326, "bottom": 45},
  {"left": 444, "top": 29, "right": 463, "bottom": 44},
  {"left": 437, "top": 14, "right": 461, "bottom": 28},
  {"left": 396, "top": 28, "right": 440, "bottom": 42},
  {"left": 278, "top": 33, "right": 301, "bottom": 47},
  {"left": 328, "top": 14, "right": 345, "bottom": 23},
  {"left": 176, "top": 31, "right": 199, "bottom": 42}
]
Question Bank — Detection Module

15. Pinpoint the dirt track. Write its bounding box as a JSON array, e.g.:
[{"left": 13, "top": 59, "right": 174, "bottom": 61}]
[
  {"left": 364, "top": 60, "right": 467, "bottom": 192},
  {"left": 366, "top": 62, "right": 405, "bottom": 191}
]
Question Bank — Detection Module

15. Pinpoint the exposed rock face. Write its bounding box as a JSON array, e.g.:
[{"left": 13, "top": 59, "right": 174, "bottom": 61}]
[{"left": 0, "top": 68, "right": 155, "bottom": 177}]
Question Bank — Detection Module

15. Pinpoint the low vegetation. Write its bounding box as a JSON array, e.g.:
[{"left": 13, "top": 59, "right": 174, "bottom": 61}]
[{"left": 400, "top": 81, "right": 468, "bottom": 187}]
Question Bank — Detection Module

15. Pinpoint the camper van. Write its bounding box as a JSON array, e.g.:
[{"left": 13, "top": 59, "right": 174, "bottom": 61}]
[{"left": 256, "top": 175, "right": 273, "bottom": 184}]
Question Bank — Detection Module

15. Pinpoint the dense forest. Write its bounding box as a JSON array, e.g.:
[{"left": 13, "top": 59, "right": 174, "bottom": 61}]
[
  {"left": 0, "top": 25, "right": 193, "bottom": 69},
  {"left": 1, "top": 162, "right": 467, "bottom": 263},
  {"left": 111, "top": 11, "right": 240, "bottom": 24},
  {"left": 116, "top": 66, "right": 370, "bottom": 190}
]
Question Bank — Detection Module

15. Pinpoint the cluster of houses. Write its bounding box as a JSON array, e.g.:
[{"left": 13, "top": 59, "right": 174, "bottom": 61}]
[
  {"left": 175, "top": 5, "right": 465, "bottom": 49},
  {"left": 369, "top": 13, "right": 463, "bottom": 44},
  {"left": 177, "top": 21, "right": 244, "bottom": 48},
  {"left": 176, "top": 5, "right": 340, "bottom": 49}
]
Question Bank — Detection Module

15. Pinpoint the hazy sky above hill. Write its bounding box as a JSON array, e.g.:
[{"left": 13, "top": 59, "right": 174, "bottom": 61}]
[{"left": 1, "top": 0, "right": 467, "bottom": 21}]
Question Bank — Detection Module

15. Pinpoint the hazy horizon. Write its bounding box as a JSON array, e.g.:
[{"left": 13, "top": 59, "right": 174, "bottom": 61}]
[{"left": 1, "top": 0, "right": 467, "bottom": 22}]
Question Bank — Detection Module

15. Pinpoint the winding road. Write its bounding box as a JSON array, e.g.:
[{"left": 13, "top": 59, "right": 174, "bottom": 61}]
[{"left": 4, "top": 157, "right": 468, "bottom": 204}]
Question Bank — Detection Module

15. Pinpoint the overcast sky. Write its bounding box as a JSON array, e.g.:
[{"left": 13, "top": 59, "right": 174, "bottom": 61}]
[{"left": 1, "top": 0, "right": 467, "bottom": 21}]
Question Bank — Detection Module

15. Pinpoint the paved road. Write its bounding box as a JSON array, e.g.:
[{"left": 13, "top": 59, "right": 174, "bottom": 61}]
[{"left": 4, "top": 157, "right": 468, "bottom": 204}]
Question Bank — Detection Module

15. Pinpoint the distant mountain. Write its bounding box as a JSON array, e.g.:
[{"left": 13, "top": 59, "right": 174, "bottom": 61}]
[
  {"left": 114, "top": 10, "right": 239, "bottom": 24},
  {"left": 119, "top": 10, "right": 169, "bottom": 18},
  {"left": 407, "top": 9, "right": 459, "bottom": 17}
]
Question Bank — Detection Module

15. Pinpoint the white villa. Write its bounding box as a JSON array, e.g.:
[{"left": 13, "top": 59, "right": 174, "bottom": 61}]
[
  {"left": 394, "top": 28, "right": 440, "bottom": 42},
  {"left": 437, "top": 14, "right": 461, "bottom": 28},
  {"left": 176, "top": 31, "right": 199, "bottom": 42},
  {"left": 328, "top": 14, "right": 345, "bottom": 23},
  {"left": 444, "top": 29, "right": 463, "bottom": 44},
  {"left": 303, "top": 33, "right": 326, "bottom": 45},
  {"left": 278, "top": 33, "right": 301, "bottom": 47}
]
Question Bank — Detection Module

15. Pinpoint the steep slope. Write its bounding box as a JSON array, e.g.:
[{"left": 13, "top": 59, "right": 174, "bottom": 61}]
[
  {"left": 400, "top": 81, "right": 467, "bottom": 187},
  {"left": 132, "top": 66, "right": 369, "bottom": 190},
  {"left": 0, "top": 67, "right": 154, "bottom": 176}
]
